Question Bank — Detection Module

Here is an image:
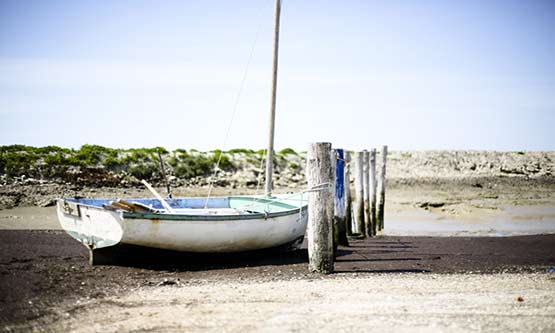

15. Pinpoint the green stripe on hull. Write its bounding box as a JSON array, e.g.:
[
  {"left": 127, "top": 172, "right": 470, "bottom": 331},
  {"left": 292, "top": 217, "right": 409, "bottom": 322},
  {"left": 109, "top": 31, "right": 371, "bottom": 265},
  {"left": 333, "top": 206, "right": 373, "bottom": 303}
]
[{"left": 122, "top": 207, "right": 306, "bottom": 221}]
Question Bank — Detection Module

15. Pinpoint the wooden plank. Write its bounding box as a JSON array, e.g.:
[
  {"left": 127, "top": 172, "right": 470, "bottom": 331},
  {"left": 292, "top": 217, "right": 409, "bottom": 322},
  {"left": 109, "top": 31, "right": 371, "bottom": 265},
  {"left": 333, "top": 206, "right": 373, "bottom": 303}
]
[
  {"left": 109, "top": 201, "right": 133, "bottom": 212},
  {"left": 141, "top": 179, "right": 175, "bottom": 213},
  {"left": 118, "top": 199, "right": 156, "bottom": 213}
]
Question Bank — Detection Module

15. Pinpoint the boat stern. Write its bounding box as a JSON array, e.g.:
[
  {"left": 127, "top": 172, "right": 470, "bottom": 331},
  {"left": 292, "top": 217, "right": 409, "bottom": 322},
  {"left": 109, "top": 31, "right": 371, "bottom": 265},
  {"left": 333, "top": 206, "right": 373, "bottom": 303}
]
[{"left": 57, "top": 199, "right": 124, "bottom": 249}]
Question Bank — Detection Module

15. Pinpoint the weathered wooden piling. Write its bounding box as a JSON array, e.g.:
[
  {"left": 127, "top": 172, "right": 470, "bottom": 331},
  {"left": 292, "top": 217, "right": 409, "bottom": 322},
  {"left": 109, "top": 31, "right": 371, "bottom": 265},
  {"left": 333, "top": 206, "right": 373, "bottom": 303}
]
[
  {"left": 377, "top": 145, "right": 388, "bottom": 231},
  {"left": 333, "top": 149, "right": 349, "bottom": 246},
  {"left": 307, "top": 142, "right": 335, "bottom": 274},
  {"left": 362, "top": 150, "right": 371, "bottom": 236},
  {"left": 344, "top": 151, "right": 353, "bottom": 236},
  {"left": 369, "top": 148, "right": 377, "bottom": 236},
  {"left": 353, "top": 151, "right": 365, "bottom": 236}
]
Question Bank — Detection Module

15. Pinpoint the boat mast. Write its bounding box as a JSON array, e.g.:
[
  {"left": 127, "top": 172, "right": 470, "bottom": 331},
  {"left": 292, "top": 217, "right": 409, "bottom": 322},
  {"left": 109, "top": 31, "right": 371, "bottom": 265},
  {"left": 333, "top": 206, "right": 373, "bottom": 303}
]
[{"left": 265, "top": 0, "right": 281, "bottom": 197}]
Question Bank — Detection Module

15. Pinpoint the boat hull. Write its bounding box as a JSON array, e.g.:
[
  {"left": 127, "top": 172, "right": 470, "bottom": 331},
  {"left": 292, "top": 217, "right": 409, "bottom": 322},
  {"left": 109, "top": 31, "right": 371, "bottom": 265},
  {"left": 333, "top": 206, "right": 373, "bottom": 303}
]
[
  {"left": 120, "top": 212, "right": 306, "bottom": 252},
  {"left": 56, "top": 196, "right": 308, "bottom": 253}
]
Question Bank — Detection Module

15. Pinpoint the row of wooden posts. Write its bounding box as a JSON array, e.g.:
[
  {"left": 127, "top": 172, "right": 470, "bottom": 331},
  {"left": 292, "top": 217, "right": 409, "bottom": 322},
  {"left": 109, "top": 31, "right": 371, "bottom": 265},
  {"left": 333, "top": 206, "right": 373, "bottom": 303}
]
[{"left": 306, "top": 142, "right": 388, "bottom": 274}]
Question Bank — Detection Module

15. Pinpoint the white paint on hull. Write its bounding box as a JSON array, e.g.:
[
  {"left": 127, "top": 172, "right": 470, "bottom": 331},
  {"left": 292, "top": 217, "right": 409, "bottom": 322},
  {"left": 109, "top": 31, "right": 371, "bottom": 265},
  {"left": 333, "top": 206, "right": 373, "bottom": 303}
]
[
  {"left": 57, "top": 197, "right": 308, "bottom": 253},
  {"left": 121, "top": 212, "right": 306, "bottom": 252},
  {"left": 57, "top": 200, "right": 124, "bottom": 249}
]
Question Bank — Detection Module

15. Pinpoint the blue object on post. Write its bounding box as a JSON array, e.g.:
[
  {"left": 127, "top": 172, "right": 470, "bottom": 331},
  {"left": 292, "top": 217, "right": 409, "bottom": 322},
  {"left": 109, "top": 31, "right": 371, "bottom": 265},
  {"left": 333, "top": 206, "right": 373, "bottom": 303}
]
[
  {"left": 335, "top": 149, "right": 345, "bottom": 213},
  {"left": 333, "top": 148, "right": 349, "bottom": 246}
]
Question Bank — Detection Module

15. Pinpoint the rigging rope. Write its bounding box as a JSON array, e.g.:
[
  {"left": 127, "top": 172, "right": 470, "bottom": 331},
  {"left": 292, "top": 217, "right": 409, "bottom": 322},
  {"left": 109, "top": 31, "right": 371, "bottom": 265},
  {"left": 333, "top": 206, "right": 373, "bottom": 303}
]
[
  {"left": 254, "top": 149, "right": 267, "bottom": 196},
  {"left": 203, "top": 3, "right": 269, "bottom": 208},
  {"left": 239, "top": 182, "right": 332, "bottom": 212}
]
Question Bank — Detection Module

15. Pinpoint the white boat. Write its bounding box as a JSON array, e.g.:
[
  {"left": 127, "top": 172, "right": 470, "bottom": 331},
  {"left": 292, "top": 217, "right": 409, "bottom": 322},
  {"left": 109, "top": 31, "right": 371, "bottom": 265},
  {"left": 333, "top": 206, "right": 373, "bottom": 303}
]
[
  {"left": 56, "top": 0, "right": 309, "bottom": 261},
  {"left": 57, "top": 194, "right": 307, "bottom": 253}
]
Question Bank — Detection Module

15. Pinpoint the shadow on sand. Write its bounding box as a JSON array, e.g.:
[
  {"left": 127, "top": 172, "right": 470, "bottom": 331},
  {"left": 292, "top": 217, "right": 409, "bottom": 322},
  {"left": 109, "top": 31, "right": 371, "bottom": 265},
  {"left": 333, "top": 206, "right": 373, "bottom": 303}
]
[
  {"left": 91, "top": 244, "right": 310, "bottom": 271},
  {"left": 92, "top": 238, "right": 427, "bottom": 274}
]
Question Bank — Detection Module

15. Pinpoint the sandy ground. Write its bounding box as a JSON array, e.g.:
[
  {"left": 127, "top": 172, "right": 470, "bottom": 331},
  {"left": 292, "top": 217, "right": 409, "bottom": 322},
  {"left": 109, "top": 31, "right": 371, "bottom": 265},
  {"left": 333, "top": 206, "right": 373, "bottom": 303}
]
[
  {"left": 1, "top": 230, "right": 555, "bottom": 332},
  {"left": 10, "top": 273, "right": 555, "bottom": 333},
  {"left": 2, "top": 176, "right": 555, "bottom": 332}
]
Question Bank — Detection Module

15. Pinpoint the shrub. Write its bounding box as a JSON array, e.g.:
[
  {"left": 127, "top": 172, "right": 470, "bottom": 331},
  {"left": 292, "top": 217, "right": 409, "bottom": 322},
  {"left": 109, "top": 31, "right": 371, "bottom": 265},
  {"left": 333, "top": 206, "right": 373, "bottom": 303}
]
[
  {"left": 256, "top": 149, "right": 266, "bottom": 157},
  {"left": 171, "top": 150, "right": 234, "bottom": 179},
  {"left": 168, "top": 156, "right": 179, "bottom": 167},
  {"left": 43, "top": 152, "right": 70, "bottom": 166},
  {"left": 2, "top": 151, "right": 38, "bottom": 177},
  {"left": 102, "top": 153, "right": 124, "bottom": 169},
  {"left": 212, "top": 151, "right": 233, "bottom": 171},
  {"left": 279, "top": 147, "right": 297, "bottom": 155},
  {"left": 0, "top": 145, "right": 32, "bottom": 154},
  {"left": 227, "top": 148, "right": 255, "bottom": 154},
  {"left": 149, "top": 147, "right": 168, "bottom": 155},
  {"left": 129, "top": 163, "right": 159, "bottom": 180},
  {"left": 35, "top": 145, "right": 71, "bottom": 155},
  {"left": 73, "top": 144, "right": 113, "bottom": 165}
]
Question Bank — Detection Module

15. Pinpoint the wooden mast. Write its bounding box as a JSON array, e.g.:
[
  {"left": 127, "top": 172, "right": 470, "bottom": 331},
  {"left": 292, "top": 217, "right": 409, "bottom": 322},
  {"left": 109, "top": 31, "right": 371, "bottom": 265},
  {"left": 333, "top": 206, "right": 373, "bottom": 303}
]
[{"left": 265, "top": 0, "right": 281, "bottom": 196}]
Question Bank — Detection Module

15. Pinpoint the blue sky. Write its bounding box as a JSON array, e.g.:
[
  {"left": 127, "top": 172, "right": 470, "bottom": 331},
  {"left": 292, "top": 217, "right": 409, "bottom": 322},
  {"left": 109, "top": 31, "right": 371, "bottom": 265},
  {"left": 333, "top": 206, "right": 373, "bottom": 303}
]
[{"left": 1, "top": 0, "right": 554, "bottom": 151}]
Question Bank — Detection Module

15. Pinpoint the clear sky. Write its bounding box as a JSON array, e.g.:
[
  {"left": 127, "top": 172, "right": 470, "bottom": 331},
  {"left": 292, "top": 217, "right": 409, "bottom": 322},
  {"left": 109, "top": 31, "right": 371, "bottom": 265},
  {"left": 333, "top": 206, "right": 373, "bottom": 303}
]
[{"left": 1, "top": 0, "right": 554, "bottom": 151}]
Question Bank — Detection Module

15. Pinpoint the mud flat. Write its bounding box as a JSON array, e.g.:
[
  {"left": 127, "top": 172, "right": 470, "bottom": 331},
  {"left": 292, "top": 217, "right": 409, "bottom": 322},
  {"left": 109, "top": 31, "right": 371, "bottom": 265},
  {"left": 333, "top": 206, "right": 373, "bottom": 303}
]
[{"left": 1, "top": 230, "right": 555, "bottom": 332}]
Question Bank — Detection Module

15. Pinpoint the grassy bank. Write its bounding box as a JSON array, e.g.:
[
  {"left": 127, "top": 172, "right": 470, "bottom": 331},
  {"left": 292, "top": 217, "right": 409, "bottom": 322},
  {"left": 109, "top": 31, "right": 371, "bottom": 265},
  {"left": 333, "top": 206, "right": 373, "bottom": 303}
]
[
  {"left": 0, "top": 145, "right": 304, "bottom": 187},
  {"left": 2, "top": 145, "right": 553, "bottom": 188}
]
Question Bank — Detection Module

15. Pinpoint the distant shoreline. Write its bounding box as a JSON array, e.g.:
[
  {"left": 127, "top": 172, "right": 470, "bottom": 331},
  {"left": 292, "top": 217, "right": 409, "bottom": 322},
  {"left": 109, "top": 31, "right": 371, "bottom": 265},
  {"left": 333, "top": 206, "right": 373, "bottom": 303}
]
[{"left": 1, "top": 147, "right": 553, "bottom": 212}]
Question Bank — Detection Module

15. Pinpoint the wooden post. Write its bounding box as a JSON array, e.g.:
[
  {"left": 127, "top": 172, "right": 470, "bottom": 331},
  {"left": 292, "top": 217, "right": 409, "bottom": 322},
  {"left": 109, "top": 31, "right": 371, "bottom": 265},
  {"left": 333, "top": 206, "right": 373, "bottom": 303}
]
[
  {"left": 369, "top": 148, "right": 377, "bottom": 236},
  {"left": 307, "top": 142, "right": 335, "bottom": 274},
  {"left": 344, "top": 151, "right": 353, "bottom": 236},
  {"left": 333, "top": 149, "right": 348, "bottom": 246},
  {"left": 353, "top": 151, "right": 365, "bottom": 237},
  {"left": 362, "top": 150, "right": 371, "bottom": 237},
  {"left": 330, "top": 150, "right": 337, "bottom": 253},
  {"left": 377, "top": 145, "right": 388, "bottom": 231}
]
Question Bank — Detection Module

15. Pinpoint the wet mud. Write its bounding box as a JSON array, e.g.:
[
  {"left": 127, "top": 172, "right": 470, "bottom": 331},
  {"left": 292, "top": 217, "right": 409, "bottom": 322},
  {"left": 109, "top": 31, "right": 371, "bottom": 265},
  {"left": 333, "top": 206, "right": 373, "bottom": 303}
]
[{"left": 1, "top": 230, "right": 554, "bottom": 328}]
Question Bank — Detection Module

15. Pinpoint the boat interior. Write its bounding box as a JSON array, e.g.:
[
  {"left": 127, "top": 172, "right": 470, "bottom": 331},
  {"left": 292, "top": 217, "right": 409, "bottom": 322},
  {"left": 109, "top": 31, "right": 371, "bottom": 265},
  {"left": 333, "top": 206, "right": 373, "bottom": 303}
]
[{"left": 64, "top": 195, "right": 307, "bottom": 215}]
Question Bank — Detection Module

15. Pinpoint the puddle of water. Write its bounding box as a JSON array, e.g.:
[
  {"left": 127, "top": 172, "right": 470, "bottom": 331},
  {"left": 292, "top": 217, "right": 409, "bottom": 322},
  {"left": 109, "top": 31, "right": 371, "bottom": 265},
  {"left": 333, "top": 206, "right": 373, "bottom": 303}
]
[
  {"left": 2, "top": 204, "right": 555, "bottom": 237},
  {"left": 385, "top": 205, "right": 555, "bottom": 237},
  {"left": 501, "top": 204, "right": 555, "bottom": 220}
]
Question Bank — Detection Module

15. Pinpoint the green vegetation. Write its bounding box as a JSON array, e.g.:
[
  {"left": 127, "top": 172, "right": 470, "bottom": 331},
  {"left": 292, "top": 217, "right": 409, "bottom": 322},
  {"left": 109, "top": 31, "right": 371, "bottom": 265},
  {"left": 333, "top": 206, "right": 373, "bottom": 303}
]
[
  {"left": 170, "top": 150, "right": 234, "bottom": 179},
  {"left": 227, "top": 148, "right": 255, "bottom": 154},
  {"left": 1, "top": 149, "right": 37, "bottom": 177},
  {"left": 0, "top": 144, "right": 121, "bottom": 177},
  {"left": 167, "top": 148, "right": 232, "bottom": 178},
  {"left": 279, "top": 147, "right": 297, "bottom": 155},
  {"left": 0, "top": 145, "right": 301, "bottom": 183},
  {"left": 128, "top": 163, "right": 159, "bottom": 180},
  {"left": 256, "top": 149, "right": 266, "bottom": 157}
]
